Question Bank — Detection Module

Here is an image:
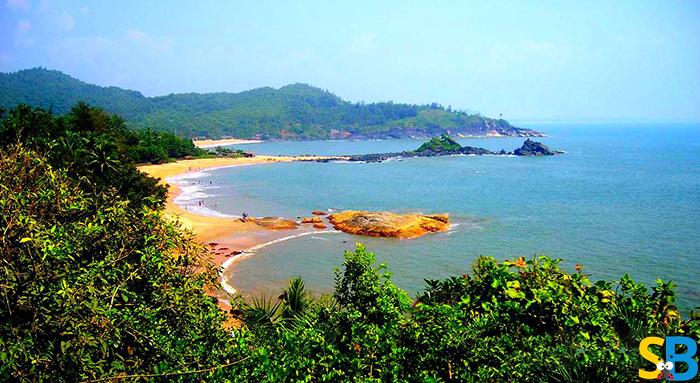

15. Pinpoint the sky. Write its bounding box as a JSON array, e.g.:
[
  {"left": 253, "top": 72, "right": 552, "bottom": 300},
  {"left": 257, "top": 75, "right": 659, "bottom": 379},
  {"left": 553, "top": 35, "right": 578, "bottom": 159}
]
[{"left": 1, "top": 0, "right": 699, "bottom": 121}]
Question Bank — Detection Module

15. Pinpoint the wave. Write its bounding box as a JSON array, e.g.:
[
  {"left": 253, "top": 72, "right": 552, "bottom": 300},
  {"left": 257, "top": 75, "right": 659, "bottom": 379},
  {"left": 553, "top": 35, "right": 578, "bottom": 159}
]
[
  {"left": 168, "top": 172, "right": 239, "bottom": 218},
  {"left": 168, "top": 171, "right": 211, "bottom": 182},
  {"left": 331, "top": 160, "right": 366, "bottom": 164},
  {"left": 173, "top": 184, "right": 215, "bottom": 201},
  {"left": 220, "top": 230, "right": 342, "bottom": 294}
]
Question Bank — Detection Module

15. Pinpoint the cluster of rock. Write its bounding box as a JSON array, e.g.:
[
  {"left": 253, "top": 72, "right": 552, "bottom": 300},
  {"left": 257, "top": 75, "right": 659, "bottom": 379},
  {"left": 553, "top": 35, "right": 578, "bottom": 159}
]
[
  {"left": 299, "top": 210, "right": 329, "bottom": 229},
  {"left": 300, "top": 215, "right": 326, "bottom": 229},
  {"left": 513, "top": 139, "right": 560, "bottom": 156},
  {"left": 314, "top": 136, "right": 559, "bottom": 163},
  {"left": 327, "top": 210, "right": 450, "bottom": 239},
  {"left": 208, "top": 242, "right": 244, "bottom": 258},
  {"left": 245, "top": 209, "right": 452, "bottom": 239},
  {"left": 248, "top": 217, "right": 299, "bottom": 230}
]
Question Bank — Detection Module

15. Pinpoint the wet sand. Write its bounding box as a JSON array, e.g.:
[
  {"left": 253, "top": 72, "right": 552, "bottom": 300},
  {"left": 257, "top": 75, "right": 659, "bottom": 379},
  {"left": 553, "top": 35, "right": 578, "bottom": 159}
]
[{"left": 138, "top": 155, "right": 339, "bottom": 300}]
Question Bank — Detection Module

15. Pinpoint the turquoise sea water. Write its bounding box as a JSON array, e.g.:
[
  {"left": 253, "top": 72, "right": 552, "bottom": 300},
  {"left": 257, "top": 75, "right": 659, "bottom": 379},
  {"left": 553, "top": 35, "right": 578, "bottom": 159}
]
[{"left": 196, "top": 123, "right": 700, "bottom": 311}]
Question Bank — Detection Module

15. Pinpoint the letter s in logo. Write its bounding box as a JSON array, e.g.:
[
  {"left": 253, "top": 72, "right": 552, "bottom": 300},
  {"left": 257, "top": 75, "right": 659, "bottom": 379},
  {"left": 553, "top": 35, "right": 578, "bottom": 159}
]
[{"left": 639, "top": 336, "right": 665, "bottom": 380}]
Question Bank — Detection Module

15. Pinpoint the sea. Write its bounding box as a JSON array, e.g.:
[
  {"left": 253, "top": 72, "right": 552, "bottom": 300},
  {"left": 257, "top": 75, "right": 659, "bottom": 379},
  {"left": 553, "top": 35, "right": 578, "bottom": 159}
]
[{"left": 178, "top": 123, "right": 700, "bottom": 312}]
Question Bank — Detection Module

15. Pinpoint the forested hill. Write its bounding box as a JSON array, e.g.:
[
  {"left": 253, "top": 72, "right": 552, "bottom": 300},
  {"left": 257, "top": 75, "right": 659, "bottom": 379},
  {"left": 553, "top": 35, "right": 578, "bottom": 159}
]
[{"left": 0, "top": 67, "right": 544, "bottom": 140}]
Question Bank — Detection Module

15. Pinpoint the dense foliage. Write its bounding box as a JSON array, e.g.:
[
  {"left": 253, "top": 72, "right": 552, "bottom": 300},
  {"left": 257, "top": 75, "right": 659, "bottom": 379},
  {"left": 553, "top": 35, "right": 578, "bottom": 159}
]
[
  {"left": 0, "top": 68, "right": 539, "bottom": 140},
  {"left": 416, "top": 134, "right": 463, "bottom": 153},
  {"left": 0, "top": 146, "right": 244, "bottom": 381},
  {"left": 0, "top": 103, "right": 210, "bottom": 207},
  {"left": 1, "top": 103, "right": 697, "bottom": 381},
  {"left": 231, "top": 245, "right": 699, "bottom": 382}
]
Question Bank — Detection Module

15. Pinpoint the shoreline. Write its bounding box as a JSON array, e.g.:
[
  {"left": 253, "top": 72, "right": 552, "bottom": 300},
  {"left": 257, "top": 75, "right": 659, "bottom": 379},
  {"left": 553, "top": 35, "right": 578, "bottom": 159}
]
[
  {"left": 138, "top": 155, "right": 338, "bottom": 299},
  {"left": 219, "top": 230, "right": 342, "bottom": 295},
  {"left": 193, "top": 138, "right": 263, "bottom": 148}
]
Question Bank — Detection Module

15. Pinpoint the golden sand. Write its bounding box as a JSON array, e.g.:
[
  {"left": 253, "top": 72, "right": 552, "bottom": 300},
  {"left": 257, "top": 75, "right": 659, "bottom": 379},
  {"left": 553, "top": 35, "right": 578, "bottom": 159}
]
[
  {"left": 139, "top": 156, "right": 307, "bottom": 242},
  {"left": 139, "top": 154, "right": 344, "bottom": 305},
  {"left": 138, "top": 154, "right": 341, "bottom": 243}
]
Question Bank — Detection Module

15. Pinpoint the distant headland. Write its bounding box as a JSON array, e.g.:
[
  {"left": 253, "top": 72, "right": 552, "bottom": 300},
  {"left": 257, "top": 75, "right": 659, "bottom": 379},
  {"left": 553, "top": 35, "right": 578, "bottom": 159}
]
[
  {"left": 0, "top": 67, "right": 544, "bottom": 140},
  {"left": 315, "top": 135, "right": 561, "bottom": 163}
]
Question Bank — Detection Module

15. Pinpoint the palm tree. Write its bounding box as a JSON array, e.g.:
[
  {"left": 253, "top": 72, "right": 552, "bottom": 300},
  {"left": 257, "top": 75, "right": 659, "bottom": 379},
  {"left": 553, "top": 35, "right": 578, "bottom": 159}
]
[
  {"left": 243, "top": 293, "right": 282, "bottom": 329},
  {"left": 279, "top": 277, "right": 309, "bottom": 320},
  {"left": 83, "top": 134, "right": 119, "bottom": 176}
]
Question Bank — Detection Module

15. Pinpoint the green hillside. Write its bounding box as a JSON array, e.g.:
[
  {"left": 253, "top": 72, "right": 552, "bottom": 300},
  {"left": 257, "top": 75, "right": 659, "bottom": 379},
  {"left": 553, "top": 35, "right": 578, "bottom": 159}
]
[{"left": 0, "top": 68, "right": 544, "bottom": 140}]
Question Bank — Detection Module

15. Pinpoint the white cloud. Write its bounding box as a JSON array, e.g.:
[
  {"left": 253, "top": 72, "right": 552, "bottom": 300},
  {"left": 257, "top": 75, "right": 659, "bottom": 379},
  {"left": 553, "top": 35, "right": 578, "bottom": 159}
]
[
  {"left": 125, "top": 29, "right": 147, "bottom": 41},
  {"left": 15, "top": 19, "right": 31, "bottom": 34},
  {"left": 80, "top": 6, "right": 89, "bottom": 14},
  {"left": 486, "top": 40, "right": 573, "bottom": 69},
  {"left": 125, "top": 29, "right": 173, "bottom": 52},
  {"left": 14, "top": 19, "right": 34, "bottom": 46},
  {"left": 55, "top": 11, "right": 75, "bottom": 31},
  {"left": 0, "top": 52, "right": 11, "bottom": 66},
  {"left": 276, "top": 49, "right": 315, "bottom": 71},
  {"left": 49, "top": 36, "right": 119, "bottom": 65},
  {"left": 49, "top": 30, "right": 174, "bottom": 69},
  {"left": 6, "top": 0, "right": 29, "bottom": 10},
  {"left": 347, "top": 32, "right": 377, "bottom": 54}
]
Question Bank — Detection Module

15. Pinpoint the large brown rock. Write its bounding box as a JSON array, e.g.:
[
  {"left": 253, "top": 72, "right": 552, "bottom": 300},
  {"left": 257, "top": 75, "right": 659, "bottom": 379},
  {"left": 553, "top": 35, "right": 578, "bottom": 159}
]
[
  {"left": 328, "top": 211, "right": 450, "bottom": 239},
  {"left": 301, "top": 216, "right": 323, "bottom": 224},
  {"left": 253, "top": 217, "right": 299, "bottom": 230}
]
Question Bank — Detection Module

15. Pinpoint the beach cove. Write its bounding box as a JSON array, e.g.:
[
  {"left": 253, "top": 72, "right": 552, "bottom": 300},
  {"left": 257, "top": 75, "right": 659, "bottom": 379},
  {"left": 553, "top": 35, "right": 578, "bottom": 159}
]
[
  {"left": 138, "top": 154, "right": 349, "bottom": 305},
  {"left": 138, "top": 150, "right": 457, "bottom": 302}
]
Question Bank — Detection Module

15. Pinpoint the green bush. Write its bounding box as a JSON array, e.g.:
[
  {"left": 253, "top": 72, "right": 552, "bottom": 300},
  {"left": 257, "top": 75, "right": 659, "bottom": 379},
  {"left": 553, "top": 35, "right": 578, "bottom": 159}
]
[
  {"left": 233, "top": 248, "right": 699, "bottom": 382},
  {"left": 0, "top": 146, "right": 241, "bottom": 381}
]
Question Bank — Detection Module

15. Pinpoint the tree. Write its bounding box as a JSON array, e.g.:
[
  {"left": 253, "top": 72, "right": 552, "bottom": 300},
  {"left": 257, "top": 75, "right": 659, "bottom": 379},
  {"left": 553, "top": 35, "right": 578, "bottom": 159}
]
[{"left": 0, "top": 146, "right": 239, "bottom": 381}]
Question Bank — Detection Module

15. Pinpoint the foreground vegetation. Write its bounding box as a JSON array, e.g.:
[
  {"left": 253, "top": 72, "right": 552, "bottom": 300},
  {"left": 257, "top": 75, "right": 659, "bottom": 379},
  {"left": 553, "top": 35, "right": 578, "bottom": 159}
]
[
  {"left": 1, "top": 104, "right": 698, "bottom": 381},
  {"left": 1, "top": 68, "right": 540, "bottom": 140}
]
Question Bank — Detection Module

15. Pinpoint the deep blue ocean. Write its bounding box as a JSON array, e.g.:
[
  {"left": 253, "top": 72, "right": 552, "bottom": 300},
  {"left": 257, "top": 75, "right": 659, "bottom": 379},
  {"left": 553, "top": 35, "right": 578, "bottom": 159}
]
[{"left": 196, "top": 123, "right": 700, "bottom": 311}]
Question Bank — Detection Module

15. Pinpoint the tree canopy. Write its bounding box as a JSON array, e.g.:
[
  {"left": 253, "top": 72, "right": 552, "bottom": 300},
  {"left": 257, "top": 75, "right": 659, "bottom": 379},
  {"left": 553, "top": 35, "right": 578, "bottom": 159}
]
[{"left": 1, "top": 68, "right": 541, "bottom": 140}]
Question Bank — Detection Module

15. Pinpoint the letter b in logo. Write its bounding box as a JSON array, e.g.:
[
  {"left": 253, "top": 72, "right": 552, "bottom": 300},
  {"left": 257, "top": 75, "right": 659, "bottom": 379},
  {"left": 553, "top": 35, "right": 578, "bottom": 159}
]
[{"left": 665, "top": 336, "right": 698, "bottom": 381}]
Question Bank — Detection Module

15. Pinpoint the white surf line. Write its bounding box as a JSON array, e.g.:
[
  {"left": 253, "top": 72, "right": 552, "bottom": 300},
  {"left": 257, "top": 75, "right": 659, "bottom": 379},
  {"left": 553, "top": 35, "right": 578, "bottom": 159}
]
[
  {"left": 219, "top": 230, "right": 343, "bottom": 295},
  {"left": 165, "top": 163, "right": 263, "bottom": 219}
]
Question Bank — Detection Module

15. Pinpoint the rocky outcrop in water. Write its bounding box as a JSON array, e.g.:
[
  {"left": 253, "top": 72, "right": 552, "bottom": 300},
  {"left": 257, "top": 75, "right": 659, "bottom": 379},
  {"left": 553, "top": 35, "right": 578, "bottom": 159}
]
[
  {"left": 301, "top": 216, "right": 323, "bottom": 224},
  {"left": 250, "top": 217, "right": 299, "bottom": 230},
  {"left": 513, "top": 139, "right": 557, "bottom": 156},
  {"left": 328, "top": 211, "right": 450, "bottom": 238},
  {"left": 313, "top": 136, "right": 560, "bottom": 163}
]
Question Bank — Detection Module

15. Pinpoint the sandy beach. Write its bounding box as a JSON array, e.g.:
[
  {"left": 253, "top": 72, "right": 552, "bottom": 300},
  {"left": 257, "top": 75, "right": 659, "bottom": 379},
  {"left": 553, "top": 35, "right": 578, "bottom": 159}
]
[
  {"left": 193, "top": 138, "right": 264, "bottom": 148},
  {"left": 138, "top": 154, "right": 339, "bottom": 301}
]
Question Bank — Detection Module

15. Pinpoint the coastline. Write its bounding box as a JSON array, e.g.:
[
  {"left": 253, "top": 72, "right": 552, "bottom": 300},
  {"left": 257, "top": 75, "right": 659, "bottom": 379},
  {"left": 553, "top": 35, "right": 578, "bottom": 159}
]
[
  {"left": 138, "top": 155, "right": 339, "bottom": 299},
  {"left": 193, "top": 138, "right": 263, "bottom": 148}
]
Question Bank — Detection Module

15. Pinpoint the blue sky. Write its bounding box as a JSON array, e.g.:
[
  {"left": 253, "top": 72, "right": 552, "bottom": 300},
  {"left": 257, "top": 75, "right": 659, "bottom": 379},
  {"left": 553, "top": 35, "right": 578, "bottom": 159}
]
[{"left": 1, "top": 0, "right": 699, "bottom": 121}]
